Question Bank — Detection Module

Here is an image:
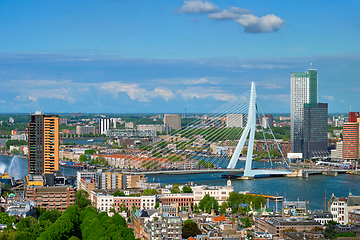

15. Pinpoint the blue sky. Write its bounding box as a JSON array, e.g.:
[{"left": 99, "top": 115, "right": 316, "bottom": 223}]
[{"left": 0, "top": 0, "right": 359, "bottom": 113}]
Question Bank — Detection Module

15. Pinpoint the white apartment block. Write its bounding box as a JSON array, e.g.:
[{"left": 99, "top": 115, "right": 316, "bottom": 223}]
[{"left": 192, "top": 180, "right": 234, "bottom": 205}]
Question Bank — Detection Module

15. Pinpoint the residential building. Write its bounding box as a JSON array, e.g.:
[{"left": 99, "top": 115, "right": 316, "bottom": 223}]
[
  {"left": 71, "top": 112, "right": 75, "bottom": 118},
  {"left": 59, "top": 118, "right": 68, "bottom": 125},
  {"left": 125, "top": 121, "right": 134, "bottom": 129},
  {"left": 99, "top": 118, "right": 110, "bottom": 134},
  {"left": 193, "top": 179, "right": 234, "bottom": 205},
  {"left": 261, "top": 114, "right": 273, "bottom": 128},
  {"left": 226, "top": 114, "right": 244, "bottom": 128},
  {"left": 157, "top": 193, "right": 194, "bottom": 208},
  {"left": 164, "top": 114, "right": 181, "bottom": 130},
  {"left": 28, "top": 111, "right": 59, "bottom": 175},
  {"left": 343, "top": 122, "right": 359, "bottom": 160},
  {"left": 11, "top": 134, "right": 28, "bottom": 141},
  {"left": 255, "top": 216, "right": 323, "bottom": 238},
  {"left": 148, "top": 215, "right": 182, "bottom": 240},
  {"left": 328, "top": 194, "right": 348, "bottom": 224},
  {"left": 331, "top": 141, "right": 343, "bottom": 160},
  {"left": 290, "top": 69, "right": 318, "bottom": 155},
  {"left": 6, "top": 199, "right": 36, "bottom": 219},
  {"left": 349, "top": 112, "right": 360, "bottom": 123},
  {"left": 348, "top": 210, "right": 360, "bottom": 224},
  {"left": 282, "top": 201, "right": 306, "bottom": 216},
  {"left": 308, "top": 212, "right": 333, "bottom": 225},
  {"left": 137, "top": 124, "right": 170, "bottom": 134},
  {"left": 303, "top": 103, "right": 329, "bottom": 159},
  {"left": 76, "top": 125, "right": 95, "bottom": 135},
  {"left": 25, "top": 186, "right": 76, "bottom": 211},
  {"left": 91, "top": 190, "right": 156, "bottom": 213}
]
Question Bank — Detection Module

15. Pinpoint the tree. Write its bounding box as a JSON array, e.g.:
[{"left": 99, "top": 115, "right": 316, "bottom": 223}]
[
  {"left": 142, "top": 189, "right": 159, "bottom": 196},
  {"left": 111, "top": 191, "right": 125, "bottom": 197},
  {"left": 79, "top": 154, "right": 87, "bottom": 163},
  {"left": 170, "top": 184, "right": 180, "bottom": 194},
  {"left": 220, "top": 201, "right": 228, "bottom": 214},
  {"left": 154, "top": 201, "right": 160, "bottom": 209},
  {"left": 181, "top": 186, "right": 193, "bottom": 193},
  {"left": 75, "top": 190, "right": 91, "bottom": 210},
  {"left": 199, "top": 194, "right": 219, "bottom": 214},
  {"left": 182, "top": 219, "right": 201, "bottom": 239},
  {"left": 324, "top": 227, "right": 336, "bottom": 239},
  {"left": 241, "top": 217, "right": 252, "bottom": 228}
]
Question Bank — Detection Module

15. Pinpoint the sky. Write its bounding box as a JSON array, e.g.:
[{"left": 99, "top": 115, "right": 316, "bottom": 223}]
[{"left": 0, "top": 0, "right": 359, "bottom": 114}]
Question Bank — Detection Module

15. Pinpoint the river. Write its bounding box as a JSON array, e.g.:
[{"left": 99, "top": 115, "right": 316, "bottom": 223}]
[{"left": 1, "top": 154, "right": 358, "bottom": 211}]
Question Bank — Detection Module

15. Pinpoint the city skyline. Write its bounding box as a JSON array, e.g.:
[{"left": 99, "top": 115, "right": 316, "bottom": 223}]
[{"left": 0, "top": 0, "right": 359, "bottom": 113}]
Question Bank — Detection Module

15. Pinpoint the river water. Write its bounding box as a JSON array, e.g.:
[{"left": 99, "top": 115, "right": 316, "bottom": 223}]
[{"left": 1, "top": 154, "right": 358, "bottom": 211}]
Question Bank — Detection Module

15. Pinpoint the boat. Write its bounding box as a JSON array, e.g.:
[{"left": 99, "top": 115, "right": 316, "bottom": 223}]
[
  {"left": 87, "top": 139, "right": 94, "bottom": 142},
  {"left": 238, "top": 157, "right": 246, "bottom": 161},
  {"left": 60, "top": 161, "right": 85, "bottom": 168}
]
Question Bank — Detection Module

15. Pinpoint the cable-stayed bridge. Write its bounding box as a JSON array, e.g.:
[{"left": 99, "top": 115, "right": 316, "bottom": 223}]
[{"left": 121, "top": 82, "right": 292, "bottom": 179}]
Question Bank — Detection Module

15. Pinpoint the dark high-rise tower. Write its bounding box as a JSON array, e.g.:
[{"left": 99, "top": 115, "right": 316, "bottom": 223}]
[{"left": 28, "top": 111, "right": 59, "bottom": 175}]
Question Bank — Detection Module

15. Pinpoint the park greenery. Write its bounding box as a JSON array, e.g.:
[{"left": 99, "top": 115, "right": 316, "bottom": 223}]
[
  {"left": 170, "top": 184, "right": 180, "bottom": 194},
  {"left": 5, "top": 140, "right": 27, "bottom": 149},
  {"left": 181, "top": 186, "right": 193, "bottom": 194},
  {"left": 142, "top": 189, "right": 159, "bottom": 196},
  {"left": 111, "top": 191, "right": 126, "bottom": 197},
  {"left": 182, "top": 219, "right": 202, "bottom": 239},
  {"left": 199, "top": 194, "right": 219, "bottom": 214},
  {"left": 0, "top": 190, "right": 135, "bottom": 240},
  {"left": 227, "top": 191, "right": 266, "bottom": 213}
]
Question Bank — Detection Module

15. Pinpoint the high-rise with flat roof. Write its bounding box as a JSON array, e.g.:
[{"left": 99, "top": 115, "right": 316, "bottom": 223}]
[
  {"left": 164, "top": 114, "right": 181, "bottom": 130},
  {"left": 290, "top": 69, "right": 318, "bottom": 155},
  {"left": 28, "top": 112, "right": 59, "bottom": 175},
  {"left": 303, "top": 103, "right": 328, "bottom": 159}
]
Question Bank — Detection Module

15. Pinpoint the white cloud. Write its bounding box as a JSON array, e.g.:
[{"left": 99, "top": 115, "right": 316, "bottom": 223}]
[
  {"left": 235, "top": 14, "right": 284, "bottom": 33},
  {"left": 179, "top": 0, "right": 220, "bottom": 14},
  {"left": 183, "top": 77, "right": 216, "bottom": 85},
  {"left": 97, "top": 82, "right": 175, "bottom": 102},
  {"left": 208, "top": 7, "right": 252, "bottom": 20},
  {"left": 341, "top": 100, "right": 345, "bottom": 103},
  {"left": 177, "top": 86, "right": 237, "bottom": 101},
  {"left": 208, "top": 10, "right": 241, "bottom": 20},
  {"left": 152, "top": 87, "right": 175, "bottom": 101},
  {"left": 228, "top": 7, "right": 252, "bottom": 14},
  {"left": 323, "top": 95, "right": 335, "bottom": 101}
]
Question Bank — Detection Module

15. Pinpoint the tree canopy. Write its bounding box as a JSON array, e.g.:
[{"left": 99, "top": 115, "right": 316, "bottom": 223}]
[
  {"left": 182, "top": 219, "right": 201, "bottom": 239},
  {"left": 199, "top": 194, "right": 219, "bottom": 214},
  {"left": 142, "top": 189, "right": 159, "bottom": 196},
  {"left": 181, "top": 186, "right": 193, "bottom": 193},
  {"left": 170, "top": 184, "right": 180, "bottom": 194}
]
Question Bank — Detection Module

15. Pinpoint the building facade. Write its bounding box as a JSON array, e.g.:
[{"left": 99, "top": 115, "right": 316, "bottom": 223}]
[
  {"left": 290, "top": 69, "right": 318, "bottom": 155},
  {"left": 99, "top": 118, "right": 110, "bottom": 135},
  {"left": 164, "top": 114, "right": 181, "bottom": 130},
  {"left": 226, "top": 114, "right": 244, "bottom": 128},
  {"left": 28, "top": 112, "right": 59, "bottom": 175},
  {"left": 343, "top": 122, "right": 359, "bottom": 160},
  {"left": 25, "top": 186, "right": 76, "bottom": 211},
  {"left": 303, "top": 103, "right": 329, "bottom": 159},
  {"left": 76, "top": 125, "right": 96, "bottom": 135}
]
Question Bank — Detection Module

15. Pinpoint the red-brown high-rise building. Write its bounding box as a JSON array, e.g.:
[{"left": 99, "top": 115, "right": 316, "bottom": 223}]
[
  {"left": 349, "top": 112, "right": 360, "bottom": 123},
  {"left": 343, "top": 122, "right": 359, "bottom": 160}
]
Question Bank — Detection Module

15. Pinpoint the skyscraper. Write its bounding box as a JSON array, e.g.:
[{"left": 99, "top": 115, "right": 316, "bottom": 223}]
[
  {"left": 99, "top": 118, "right": 110, "bottom": 134},
  {"left": 303, "top": 103, "right": 328, "bottom": 159},
  {"left": 164, "top": 114, "right": 181, "bottom": 130},
  {"left": 28, "top": 111, "right": 59, "bottom": 175},
  {"left": 291, "top": 69, "right": 318, "bottom": 154},
  {"left": 291, "top": 68, "right": 328, "bottom": 159}
]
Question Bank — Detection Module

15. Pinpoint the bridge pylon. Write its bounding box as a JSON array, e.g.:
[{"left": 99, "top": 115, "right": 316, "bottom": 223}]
[{"left": 227, "top": 82, "right": 291, "bottom": 177}]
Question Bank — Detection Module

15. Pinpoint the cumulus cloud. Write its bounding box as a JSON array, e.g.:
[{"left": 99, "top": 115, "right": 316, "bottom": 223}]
[
  {"left": 97, "top": 82, "right": 175, "bottom": 102},
  {"left": 183, "top": 78, "right": 216, "bottom": 85},
  {"left": 177, "top": 86, "right": 237, "bottom": 101},
  {"left": 235, "top": 14, "right": 284, "bottom": 33},
  {"left": 264, "top": 84, "right": 283, "bottom": 89},
  {"left": 179, "top": 0, "right": 220, "bottom": 14},
  {"left": 228, "top": 7, "right": 252, "bottom": 14},
  {"left": 208, "top": 10, "right": 242, "bottom": 20},
  {"left": 208, "top": 7, "right": 252, "bottom": 20},
  {"left": 323, "top": 95, "right": 335, "bottom": 101}
]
